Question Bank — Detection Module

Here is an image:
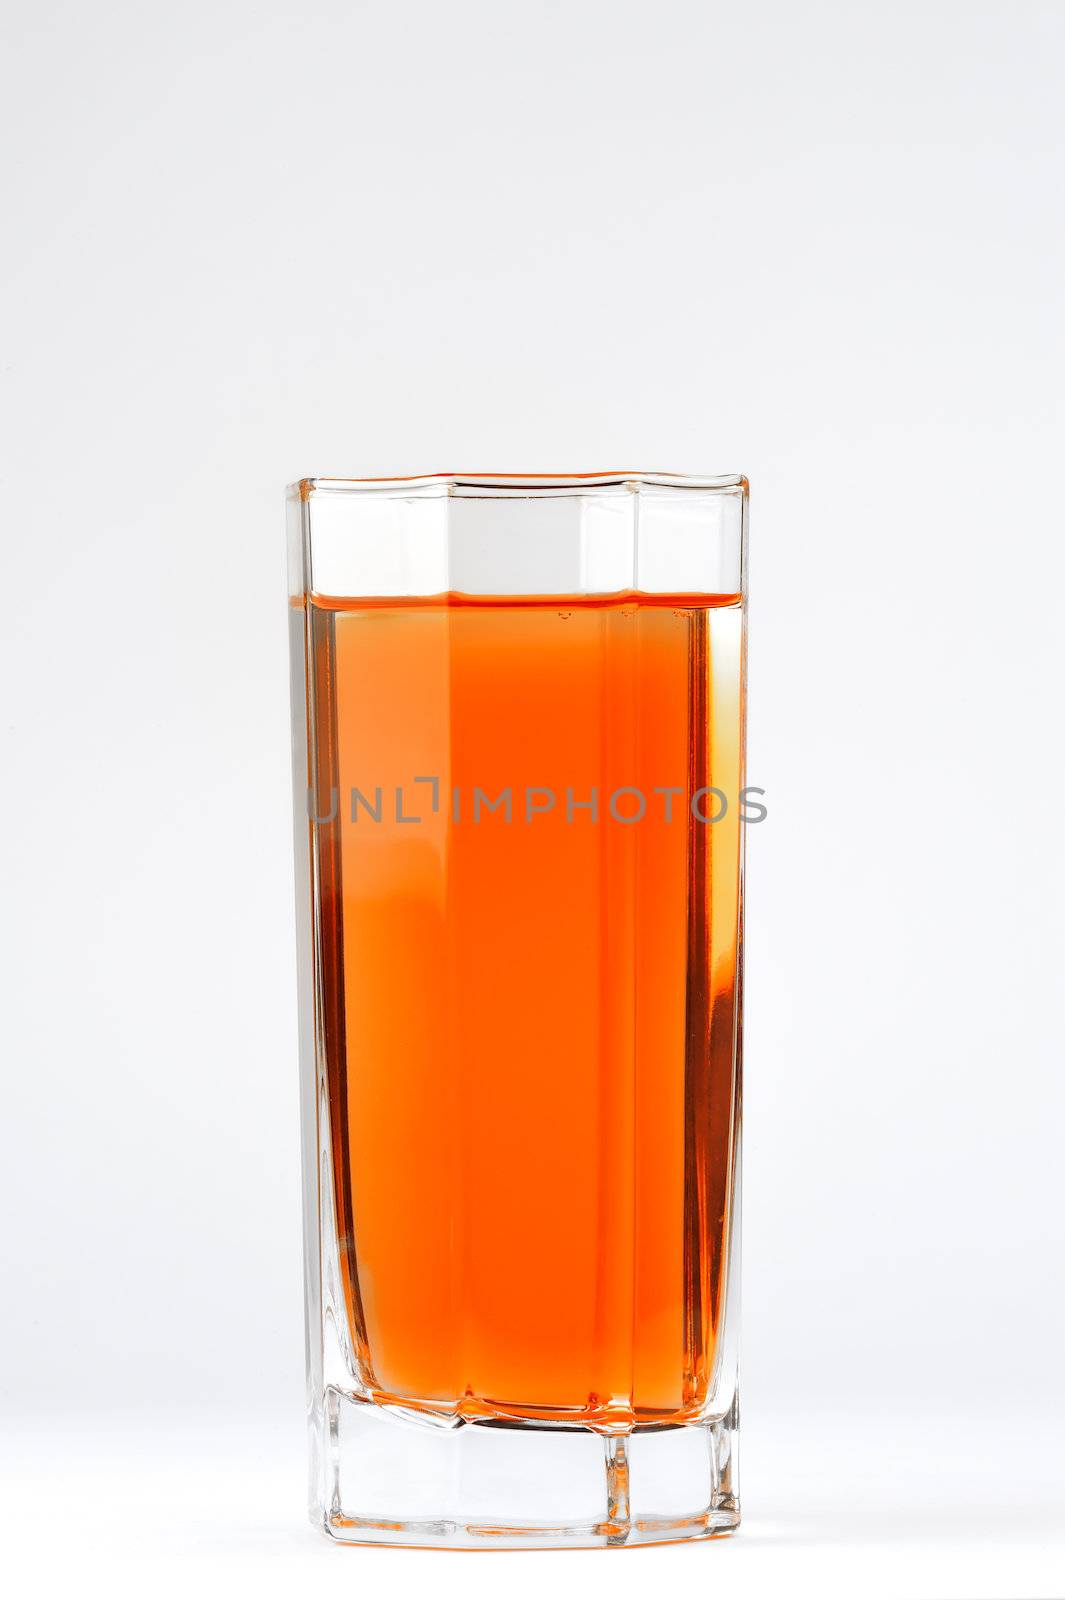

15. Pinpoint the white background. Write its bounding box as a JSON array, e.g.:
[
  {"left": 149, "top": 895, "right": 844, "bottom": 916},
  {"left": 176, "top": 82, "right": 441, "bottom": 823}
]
[{"left": 2, "top": 1, "right": 1063, "bottom": 1595}]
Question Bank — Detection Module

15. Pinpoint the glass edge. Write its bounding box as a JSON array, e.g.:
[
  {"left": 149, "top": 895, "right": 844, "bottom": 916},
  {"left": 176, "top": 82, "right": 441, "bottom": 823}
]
[{"left": 288, "top": 473, "right": 749, "bottom": 499}]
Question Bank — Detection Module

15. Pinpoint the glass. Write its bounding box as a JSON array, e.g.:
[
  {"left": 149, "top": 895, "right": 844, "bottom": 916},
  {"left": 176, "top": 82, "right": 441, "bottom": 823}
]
[{"left": 286, "top": 472, "right": 748, "bottom": 1547}]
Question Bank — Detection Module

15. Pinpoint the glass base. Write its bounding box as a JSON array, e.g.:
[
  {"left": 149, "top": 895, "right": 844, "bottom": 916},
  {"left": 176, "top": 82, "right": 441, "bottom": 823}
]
[{"left": 316, "top": 1389, "right": 739, "bottom": 1549}]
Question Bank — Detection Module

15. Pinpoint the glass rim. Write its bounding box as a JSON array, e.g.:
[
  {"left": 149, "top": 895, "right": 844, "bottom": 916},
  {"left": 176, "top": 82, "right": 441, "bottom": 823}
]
[{"left": 292, "top": 471, "right": 748, "bottom": 500}]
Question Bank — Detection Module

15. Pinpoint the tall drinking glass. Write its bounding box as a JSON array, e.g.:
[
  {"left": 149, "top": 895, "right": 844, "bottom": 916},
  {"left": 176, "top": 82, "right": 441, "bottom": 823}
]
[{"left": 287, "top": 473, "right": 748, "bottom": 1547}]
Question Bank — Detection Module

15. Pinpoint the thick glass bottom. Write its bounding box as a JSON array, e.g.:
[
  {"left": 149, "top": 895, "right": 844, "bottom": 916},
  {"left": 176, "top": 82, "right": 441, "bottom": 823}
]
[{"left": 316, "top": 1389, "right": 740, "bottom": 1549}]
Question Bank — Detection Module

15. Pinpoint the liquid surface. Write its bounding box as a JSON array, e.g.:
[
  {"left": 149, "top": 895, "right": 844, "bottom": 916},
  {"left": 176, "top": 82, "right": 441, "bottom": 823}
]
[{"left": 308, "top": 593, "right": 743, "bottom": 1427}]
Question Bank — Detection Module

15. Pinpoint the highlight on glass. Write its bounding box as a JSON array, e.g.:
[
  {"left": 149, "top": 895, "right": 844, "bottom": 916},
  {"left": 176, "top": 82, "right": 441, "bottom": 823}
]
[{"left": 286, "top": 472, "right": 748, "bottom": 1547}]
